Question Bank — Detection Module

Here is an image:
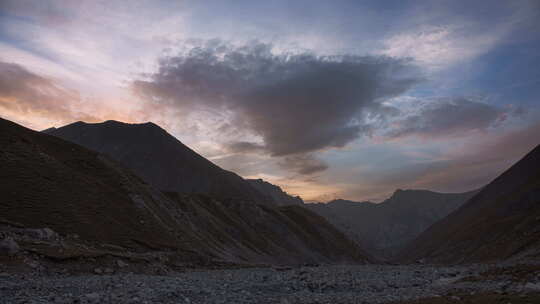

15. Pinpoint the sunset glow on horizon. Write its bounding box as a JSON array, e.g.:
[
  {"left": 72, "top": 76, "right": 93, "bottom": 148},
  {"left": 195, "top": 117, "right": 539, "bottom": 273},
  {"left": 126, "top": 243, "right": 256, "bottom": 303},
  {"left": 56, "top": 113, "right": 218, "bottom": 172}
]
[{"left": 1, "top": 0, "right": 539, "bottom": 202}]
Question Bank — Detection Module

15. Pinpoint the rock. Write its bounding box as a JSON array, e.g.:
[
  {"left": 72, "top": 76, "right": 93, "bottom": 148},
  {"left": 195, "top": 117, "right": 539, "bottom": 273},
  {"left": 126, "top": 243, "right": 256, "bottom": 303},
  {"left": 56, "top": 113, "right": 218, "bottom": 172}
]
[
  {"left": 25, "top": 228, "right": 58, "bottom": 240},
  {"left": 85, "top": 292, "right": 100, "bottom": 301},
  {"left": 94, "top": 268, "right": 103, "bottom": 274},
  {"left": 0, "top": 237, "right": 20, "bottom": 256},
  {"left": 117, "top": 260, "right": 128, "bottom": 268},
  {"left": 27, "top": 260, "right": 39, "bottom": 269},
  {"left": 103, "top": 268, "right": 115, "bottom": 274},
  {"left": 39, "top": 227, "right": 57, "bottom": 239},
  {"left": 273, "top": 266, "right": 293, "bottom": 272},
  {"left": 524, "top": 282, "right": 540, "bottom": 292}
]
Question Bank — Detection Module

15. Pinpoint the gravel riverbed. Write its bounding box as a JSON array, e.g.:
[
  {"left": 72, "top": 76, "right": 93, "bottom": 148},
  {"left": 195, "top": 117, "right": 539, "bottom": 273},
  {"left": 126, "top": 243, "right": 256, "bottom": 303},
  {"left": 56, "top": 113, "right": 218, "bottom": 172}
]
[{"left": 1, "top": 263, "right": 539, "bottom": 304}]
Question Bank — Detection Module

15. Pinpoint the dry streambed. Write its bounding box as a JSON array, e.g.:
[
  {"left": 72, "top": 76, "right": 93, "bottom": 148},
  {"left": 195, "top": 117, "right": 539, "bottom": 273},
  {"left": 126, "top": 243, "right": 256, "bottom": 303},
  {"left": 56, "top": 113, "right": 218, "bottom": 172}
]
[{"left": 1, "top": 263, "right": 540, "bottom": 304}]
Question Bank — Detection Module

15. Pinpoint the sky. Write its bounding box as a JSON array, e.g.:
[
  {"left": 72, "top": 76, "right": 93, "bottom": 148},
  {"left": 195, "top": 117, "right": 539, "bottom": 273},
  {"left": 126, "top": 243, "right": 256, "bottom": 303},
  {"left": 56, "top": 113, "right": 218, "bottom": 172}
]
[{"left": 1, "top": 0, "right": 539, "bottom": 202}]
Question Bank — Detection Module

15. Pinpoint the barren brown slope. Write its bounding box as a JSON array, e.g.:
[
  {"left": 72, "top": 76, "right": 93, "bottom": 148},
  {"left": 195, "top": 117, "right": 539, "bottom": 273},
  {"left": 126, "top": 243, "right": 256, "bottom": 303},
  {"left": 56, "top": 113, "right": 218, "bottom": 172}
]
[
  {"left": 398, "top": 144, "right": 540, "bottom": 264},
  {"left": 0, "top": 117, "right": 187, "bottom": 250},
  {"left": 45, "top": 121, "right": 269, "bottom": 203}
]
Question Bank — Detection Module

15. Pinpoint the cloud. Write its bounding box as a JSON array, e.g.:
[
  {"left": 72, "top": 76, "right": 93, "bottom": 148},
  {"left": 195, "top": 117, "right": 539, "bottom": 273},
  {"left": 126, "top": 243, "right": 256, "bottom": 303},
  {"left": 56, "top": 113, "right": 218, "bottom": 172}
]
[
  {"left": 384, "top": 97, "right": 512, "bottom": 139},
  {"left": 133, "top": 40, "right": 420, "bottom": 173},
  {"left": 380, "top": 25, "right": 505, "bottom": 70},
  {"left": 0, "top": 61, "right": 99, "bottom": 126},
  {"left": 278, "top": 154, "right": 329, "bottom": 175},
  {"left": 0, "top": 60, "right": 137, "bottom": 130},
  {"left": 226, "top": 141, "right": 266, "bottom": 154},
  {"left": 332, "top": 119, "right": 540, "bottom": 202}
]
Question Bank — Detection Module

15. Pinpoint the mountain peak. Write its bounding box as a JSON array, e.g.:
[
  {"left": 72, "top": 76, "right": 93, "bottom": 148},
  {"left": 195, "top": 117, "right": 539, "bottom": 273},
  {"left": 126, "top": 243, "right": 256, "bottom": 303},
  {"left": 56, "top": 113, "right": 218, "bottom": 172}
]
[
  {"left": 246, "top": 178, "right": 304, "bottom": 206},
  {"left": 63, "top": 120, "right": 160, "bottom": 128},
  {"left": 399, "top": 143, "right": 540, "bottom": 263},
  {"left": 46, "top": 120, "right": 270, "bottom": 202}
]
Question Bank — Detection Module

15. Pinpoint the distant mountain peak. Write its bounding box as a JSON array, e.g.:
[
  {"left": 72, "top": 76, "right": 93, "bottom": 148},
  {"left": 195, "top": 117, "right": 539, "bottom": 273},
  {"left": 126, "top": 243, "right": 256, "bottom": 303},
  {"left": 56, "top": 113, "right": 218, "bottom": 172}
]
[
  {"left": 66, "top": 120, "right": 160, "bottom": 128},
  {"left": 246, "top": 178, "right": 304, "bottom": 206},
  {"left": 326, "top": 199, "right": 374, "bottom": 205},
  {"left": 307, "top": 188, "right": 478, "bottom": 259},
  {"left": 399, "top": 143, "right": 540, "bottom": 263}
]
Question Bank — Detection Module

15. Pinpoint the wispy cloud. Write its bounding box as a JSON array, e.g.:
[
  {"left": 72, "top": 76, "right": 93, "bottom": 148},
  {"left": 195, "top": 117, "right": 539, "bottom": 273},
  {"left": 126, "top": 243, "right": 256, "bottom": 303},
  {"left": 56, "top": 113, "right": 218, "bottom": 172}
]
[
  {"left": 380, "top": 25, "right": 504, "bottom": 70},
  {"left": 1, "top": 0, "right": 539, "bottom": 201},
  {"left": 0, "top": 61, "right": 96, "bottom": 128},
  {"left": 383, "top": 97, "right": 515, "bottom": 139}
]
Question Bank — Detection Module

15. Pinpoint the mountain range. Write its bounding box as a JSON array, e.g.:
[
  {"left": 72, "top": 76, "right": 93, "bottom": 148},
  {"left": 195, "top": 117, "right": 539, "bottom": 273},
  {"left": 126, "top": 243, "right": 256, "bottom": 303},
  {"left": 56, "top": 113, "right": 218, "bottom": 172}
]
[
  {"left": 398, "top": 143, "right": 540, "bottom": 263},
  {"left": 1, "top": 117, "right": 372, "bottom": 265},
  {"left": 3, "top": 116, "right": 539, "bottom": 267},
  {"left": 306, "top": 189, "right": 478, "bottom": 258},
  {"left": 45, "top": 121, "right": 270, "bottom": 203}
]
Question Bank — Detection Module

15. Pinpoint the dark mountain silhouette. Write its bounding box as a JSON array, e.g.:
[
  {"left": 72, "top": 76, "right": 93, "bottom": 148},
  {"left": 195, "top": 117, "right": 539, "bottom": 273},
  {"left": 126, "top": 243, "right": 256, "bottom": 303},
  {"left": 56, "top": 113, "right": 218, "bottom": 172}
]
[
  {"left": 399, "top": 144, "right": 540, "bottom": 263},
  {"left": 45, "top": 121, "right": 269, "bottom": 203},
  {"left": 1, "top": 117, "right": 372, "bottom": 265},
  {"left": 164, "top": 193, "right": 373, "bottom": 264},
  {"left": 0, "top": 117, "right": 183, "bottom": 250},
  {"left": 307, "top": 189, "right": 478, "bottom": 258},
  {"left": 246, "top": 179, "right": 304, "bottom": 206}
]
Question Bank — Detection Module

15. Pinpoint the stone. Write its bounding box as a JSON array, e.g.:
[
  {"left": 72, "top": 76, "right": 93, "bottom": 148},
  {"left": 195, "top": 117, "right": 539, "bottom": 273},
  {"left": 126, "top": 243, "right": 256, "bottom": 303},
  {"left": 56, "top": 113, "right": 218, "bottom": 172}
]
[
  {"left": 524, "top": 282, "right": 540, "bottom": 292},
  {"left": 0, "top": 237, "right": 20, "bottom": 256},
  {"left": 27, "top": 260, "right": 39, "bottom": 269},
  {"left": 25, "top": 228, "right": 58, "bottom": 240},
  {"left": 117, "top": 260, "right": 128, "bottom": 268},
  {"left": 85, "top": 292, "right": 100, "bottom": 301}
]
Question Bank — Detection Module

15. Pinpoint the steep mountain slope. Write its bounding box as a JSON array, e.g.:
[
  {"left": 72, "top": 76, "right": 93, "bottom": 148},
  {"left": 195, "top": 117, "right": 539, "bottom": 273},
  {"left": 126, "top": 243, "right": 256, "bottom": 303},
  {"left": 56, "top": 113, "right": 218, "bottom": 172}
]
[
  {"left": 2, "top": 117, "right": 372, "bottom": 265},
  {"left": 307, "top": 189, "right": 478, "bottom": 258},
  {"left": 399, "top": 144, "right": 540, "bottom": 263},
  {"left": 0, "top": 117, "right": 184, "bottom": 250},
  {"left": 45, "top": 121, "right": 269, "bottom": 203},
  {"left": 246, "top": 179, "right": 304, "bottom": 206},
  {"left": 165, "top": 193, "right": 373, "bottom": 264}
]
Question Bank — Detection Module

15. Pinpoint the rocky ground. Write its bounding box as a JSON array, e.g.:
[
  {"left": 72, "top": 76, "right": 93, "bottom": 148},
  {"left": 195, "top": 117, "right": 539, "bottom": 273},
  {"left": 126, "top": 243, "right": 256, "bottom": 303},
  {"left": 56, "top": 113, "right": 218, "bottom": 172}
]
[
  {"left": 1, "top": 262, "right": 540, "bottom": 304},
  {"left": 2, "top": 224, "right": 540, "bottom": 303}
]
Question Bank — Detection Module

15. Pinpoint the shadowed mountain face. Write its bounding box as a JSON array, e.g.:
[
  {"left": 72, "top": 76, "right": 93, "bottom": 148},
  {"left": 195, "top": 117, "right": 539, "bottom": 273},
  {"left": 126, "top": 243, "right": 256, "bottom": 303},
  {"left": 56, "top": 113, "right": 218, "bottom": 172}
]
[
  {"left": 164, "top": 193, "right": 373, "bottom": 264},
  {"left": 246, "top": 179, "right": 304, "bottom": 206},
  {"left": 0, "top": 117, "right": 184, "bottom": 250},
  {"left": 2, "top": 117, "right": 372, "bottom": 265},
  {"left": 45, "top": 121, "right": 269, "bottom": 203},
  {"left": 306, "top": 189, "right": 478, "bottom": 258},
  {"left": 399, "top": 144, "right": 540, "bottom": 264}
]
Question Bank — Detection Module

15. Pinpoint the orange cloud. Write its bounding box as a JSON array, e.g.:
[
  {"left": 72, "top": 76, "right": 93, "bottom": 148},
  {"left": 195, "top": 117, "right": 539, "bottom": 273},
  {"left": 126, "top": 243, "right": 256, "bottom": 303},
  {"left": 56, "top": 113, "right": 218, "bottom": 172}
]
[{"left": 0, "top": 61, "right": 134, "bottom": 130}]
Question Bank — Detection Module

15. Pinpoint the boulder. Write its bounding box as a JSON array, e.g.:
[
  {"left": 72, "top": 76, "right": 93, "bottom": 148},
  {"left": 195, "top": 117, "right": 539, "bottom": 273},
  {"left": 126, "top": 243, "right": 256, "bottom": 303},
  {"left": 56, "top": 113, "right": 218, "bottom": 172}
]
[{"left": 0, "top": 237, "right": 20, "bottom": 256}]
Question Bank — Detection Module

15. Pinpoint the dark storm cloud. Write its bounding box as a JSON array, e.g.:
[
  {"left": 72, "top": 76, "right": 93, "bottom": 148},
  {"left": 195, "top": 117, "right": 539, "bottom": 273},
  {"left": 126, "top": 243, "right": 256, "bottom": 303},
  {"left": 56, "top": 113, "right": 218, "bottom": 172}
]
[
  {"left": 0, "top": 61, "right": 96, "bottom": 122},
  {"left": 385, "top": 97, "right": 512, "bottom": 139},
  {"left": 133, "top": 40, "right": 420, "bottom": 168}
]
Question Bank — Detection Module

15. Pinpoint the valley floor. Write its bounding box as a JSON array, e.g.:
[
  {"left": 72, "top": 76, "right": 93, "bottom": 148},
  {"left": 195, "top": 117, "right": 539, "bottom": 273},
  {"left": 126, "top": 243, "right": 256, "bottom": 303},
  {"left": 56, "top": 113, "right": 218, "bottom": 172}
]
[{"left": 1, "top": 262, "right": 540, "bottom": 304}]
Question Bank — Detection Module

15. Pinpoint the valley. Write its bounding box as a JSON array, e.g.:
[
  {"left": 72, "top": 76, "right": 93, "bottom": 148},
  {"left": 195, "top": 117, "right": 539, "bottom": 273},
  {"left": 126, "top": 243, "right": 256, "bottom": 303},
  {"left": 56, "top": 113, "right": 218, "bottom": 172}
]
[
  {"left": 1, "top": 117, "right": 539, "bottom": 304},
  {"left": 2, "top": 262, "right": 540, "bottom": 304}
]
